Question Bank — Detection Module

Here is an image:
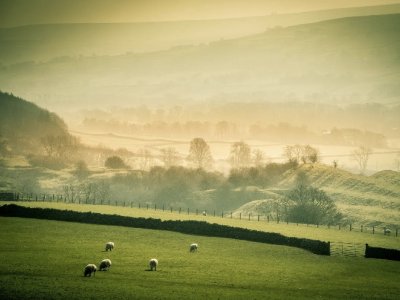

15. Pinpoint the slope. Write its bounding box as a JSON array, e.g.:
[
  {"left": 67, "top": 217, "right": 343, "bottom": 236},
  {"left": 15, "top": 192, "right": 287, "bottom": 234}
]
[
  {"left": 1, "top": 3, "right": 400, "bottom": 65},
  {"left": 1, "top": 14, "right": 399, "bottom": 109}
]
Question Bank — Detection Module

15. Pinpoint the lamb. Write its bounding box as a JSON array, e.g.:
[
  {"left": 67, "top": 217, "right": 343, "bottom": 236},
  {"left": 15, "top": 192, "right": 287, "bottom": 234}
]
[
  {"left": 99, "top": 259, "right": 112, "bottom": 271},
  {"left": 105, "top": 242, "right": 114, "bottom": 251},
  {"left": 149, "top": 258, "right": 158, "bottom": 271},
  {"left": 189, "top": 243, "right": 198, "bottom": 252},
  {"left": 84, "top": 264, "right": 97, "bottom": 277},
  {"left": 384, "top": 228, "right": 391, "bottom": 235}
]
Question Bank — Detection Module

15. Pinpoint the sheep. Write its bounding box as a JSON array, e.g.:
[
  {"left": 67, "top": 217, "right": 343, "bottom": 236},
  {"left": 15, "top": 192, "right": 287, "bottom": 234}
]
[
  {"left": 384, "top": 228, "right": 391, "bottom": 235},
  {"left": 149, "top": 258, "right": 158, "bottom": 271},
  {"left": 99, "top": 259, "right": 112, "bottom": 271},
  {"left": 105, "top": 242, "right": 114, "bottom": 251},
  {"left": 84, "top": 264, "right": 97, "bottom": 277},
  {"left": 202, "top": 211, "right": 207, "bottom": 216},
  {"left": 189, "top": 243, "right": 198, "bottom": 252}
]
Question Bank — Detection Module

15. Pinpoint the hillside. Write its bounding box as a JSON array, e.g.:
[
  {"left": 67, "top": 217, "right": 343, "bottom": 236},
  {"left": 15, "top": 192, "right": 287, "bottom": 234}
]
[
  {"left": 1, "top": 14, "right": 399, "bottom": 111},
  {"left": 0, "top": 91, "right": 69, "bottom": 154},
  {"left": 234, "top": 164, "right": 400, "bottom": 226},
  {"left": 1, "top": 3, "right": 399, "bottom": 65}
]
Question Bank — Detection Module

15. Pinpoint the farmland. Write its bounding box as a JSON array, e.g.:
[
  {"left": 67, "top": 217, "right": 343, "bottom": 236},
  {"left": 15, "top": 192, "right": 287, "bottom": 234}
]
[{"left": 0, "top": 216, "right": 399, "bottom": 299}]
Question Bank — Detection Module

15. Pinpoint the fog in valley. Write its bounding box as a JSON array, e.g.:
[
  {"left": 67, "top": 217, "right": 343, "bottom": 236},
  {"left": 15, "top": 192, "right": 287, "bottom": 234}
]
[{"left": 1, "top": 0, "right": 400, "bottom": 228}]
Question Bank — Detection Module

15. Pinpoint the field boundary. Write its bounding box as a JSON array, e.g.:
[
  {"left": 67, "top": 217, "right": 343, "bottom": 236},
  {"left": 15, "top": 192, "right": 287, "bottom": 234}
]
[{"left": 0, "top": 204, "right": 330, "bottom": 255}]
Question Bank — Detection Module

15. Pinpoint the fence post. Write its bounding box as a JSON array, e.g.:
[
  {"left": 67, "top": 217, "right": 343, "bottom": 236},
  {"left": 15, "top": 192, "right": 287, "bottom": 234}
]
[
  {"left": 115, "top": 201, "right": 117, "bottom": 206},
  {"left": 248, "top": 213, "right": 251, "bottom": 221},
  {"left": 171, "top": 207, "right": 173, "bottom": 213},
  {"left": 130, "top": 202, "right": 133, "bottom": 208},
  {"left": 258, "top": 215, "right": 260, "bottom": 221},
  {"left": 179, "top": 207, "right": 181, "bottom": 214},
  {"left": 277, "top": 217, "right": 280, "bottom": 224},
  {"left": 146, "top": 204, "right": 148, "bottom": 210},
  {"left": 196, "top": 209, "right": 198, "bottom": 215},
  {"left": 396, "top": 228, "right": 398, "bottom": 237},
  {"left": 350, "top": 224, "right": 352, "bottom": 231},
  {"left": 230, "top": 212, "right": 232, "bottom": 218},
  {"left": 361, "top": 225, "right": 363, "bottom": 232},
  {"left": 221, "top": 211, "right": 224, "bottom": 218},
  {"left": 372, "top": 226, "right": 375, "bottom": 234},
  {"left": 155, "top": 204, "right": 157, "bottom": 211},
  {"left": 339, "top": 224, "right": 341, "bottom": 230}
]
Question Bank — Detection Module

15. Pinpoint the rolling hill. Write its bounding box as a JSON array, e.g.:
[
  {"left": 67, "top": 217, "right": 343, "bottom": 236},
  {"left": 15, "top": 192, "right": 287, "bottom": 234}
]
[
  {"left": 1, "top": 13, "right": 399, "bottom": 110},
  {"left": 1, "top": 3, "right": 400, "bottom": 65},
  {"left": 234, "top": 164, "right": 400, "bottom": 226}
]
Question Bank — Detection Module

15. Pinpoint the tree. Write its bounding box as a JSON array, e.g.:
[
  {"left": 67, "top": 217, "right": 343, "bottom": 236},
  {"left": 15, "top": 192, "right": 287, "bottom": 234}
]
[
  {"left": 160, "top": 147, "right": 181, "bottom": 168},
  {"left": 283, "top": 144, "right": 303, "bottom": 164},
  {"left": 229, "top": 141, "right": 251, "bottom": 169},
  {"left": 137, "top": 149, "right": 154, "bottom": 170},
  {"left": 284, "top": 173, "right": 341, "bottom": 225},
  {"left": 351, "top": 146, "right": 372, "bottom": 174},
  {"left": 105, "top": 156, "right": 127, "bottom": 169},
  {"left": 187, "top": 138, "right": 213, "bottom": 169},
  {"left": 252, "top": 149, "right": 265, "bottom": 167},
  {"left": 41, "top": 134, "right": 79, "bottom": 161},
  {"left": 73, "top": 160, "right": 90, "bottom": 180},
  {"left": 302, "top": 145, "right": 319, "bottom": 164}
]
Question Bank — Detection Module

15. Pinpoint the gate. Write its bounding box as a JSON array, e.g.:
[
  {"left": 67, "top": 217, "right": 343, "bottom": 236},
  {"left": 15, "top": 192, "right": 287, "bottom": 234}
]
[{"left": 330, "top": 242, "right": 365, "bottom": 257}]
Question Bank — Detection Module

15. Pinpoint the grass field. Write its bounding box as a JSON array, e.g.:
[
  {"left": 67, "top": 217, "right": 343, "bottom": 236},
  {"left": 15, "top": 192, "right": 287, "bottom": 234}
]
[
  {"left": 2, "top": 201, "right": 399, "bottom": 250},
  {"left": 1, "top": 216, "right": 399, "bottom": 300}
]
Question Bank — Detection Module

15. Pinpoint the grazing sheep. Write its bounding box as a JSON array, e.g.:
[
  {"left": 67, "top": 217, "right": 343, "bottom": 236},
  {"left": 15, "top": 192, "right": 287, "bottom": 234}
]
[
  {"left": 384, "top": 228, "right": 391, "bottom": 235},
  {"left": 99, "top": 259, "right": 112, "bottom": 271},
  {"left": 202, "top": 211, "right": 207, "bottom": 216},
  {"left": 149, "top": 258, "right": 158, "bottom": 271},
  {"left": 105, "top": 242, "right": 114, "bottom": 251},
  {"left": 189, "top": 243, "right": 198, "bottom": 252},
  {"left": 84, "top": 264, "right": 97, "bottom": 277}
]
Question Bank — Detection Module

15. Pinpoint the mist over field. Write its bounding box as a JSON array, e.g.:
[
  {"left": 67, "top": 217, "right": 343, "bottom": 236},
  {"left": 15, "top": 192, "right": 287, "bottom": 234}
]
[{"left": 1, "top": 0, "right": 400, "bottom": 214}]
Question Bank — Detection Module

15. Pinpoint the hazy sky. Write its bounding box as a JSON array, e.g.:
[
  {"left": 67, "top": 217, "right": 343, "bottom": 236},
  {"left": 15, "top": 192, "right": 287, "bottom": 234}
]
[{"left": 1, "top": 0, "right": 400, "bottom": 27}]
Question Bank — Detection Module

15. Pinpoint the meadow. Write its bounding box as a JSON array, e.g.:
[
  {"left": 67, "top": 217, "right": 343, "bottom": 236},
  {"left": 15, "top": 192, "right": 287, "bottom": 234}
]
[{"left": 0, "top": 216, "right": 399, "bottom": 300}]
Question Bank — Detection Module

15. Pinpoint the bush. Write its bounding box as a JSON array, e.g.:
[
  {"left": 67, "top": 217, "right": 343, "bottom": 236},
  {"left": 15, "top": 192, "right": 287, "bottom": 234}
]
[{"left": 105, "top": 156, "right": 127, "bottom": 169}]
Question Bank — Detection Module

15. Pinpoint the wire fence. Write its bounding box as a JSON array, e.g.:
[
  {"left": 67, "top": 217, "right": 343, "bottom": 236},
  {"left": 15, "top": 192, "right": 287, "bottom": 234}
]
[{"left": 3, "top": 192, "right": 400, "bottom": 238}]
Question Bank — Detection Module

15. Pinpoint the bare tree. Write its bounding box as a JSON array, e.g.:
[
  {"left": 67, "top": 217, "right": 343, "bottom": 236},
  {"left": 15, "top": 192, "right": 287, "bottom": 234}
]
[
  {"left": 252, "top": 149, "right": 265, "bottom": 167},
  {"left": 283, "top": 144, "right": 303, "bottom": 163},
  {"left": 229, "top": 141, "right": 251, "bottom": 169},
  {"left": 137, "top": 149, "right": 154, "bottom": 170},
  {"left": 187, "top": 138, "right": 213, "bottom": 169},
  {"left": 302, "top": 145, "right": 320, "bottom": 164},
  {"left": 160, "top": 147, "right": 181, "bottom": 168},
  {"left": 42, "top": 135, "right": 79, "bottom": 160},
  {"left": 352, "top": 146, "right": 372, "bottom": 174},
  {"left": 395, "top": 152, "right": 400, "bottom": 171}
]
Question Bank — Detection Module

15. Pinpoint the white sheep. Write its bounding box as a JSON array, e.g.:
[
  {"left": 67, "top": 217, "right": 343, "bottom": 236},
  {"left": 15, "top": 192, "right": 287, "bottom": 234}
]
[
  {"left": 99, "top": 259, "right": 112, "bottom": 271},
  {"left": 84, "top": 264, "right": 97, "bottom": 277},
  {"left": 189, "top": 243, "right": 198, "bottom": 252},
  {"left": 105, "top": 242, "right": 114, "bottom": 251},
  {"left": 202, "top": 211, "right": 207, "bottom": 216},
  {"left": 384, "top": 228, "right": 391, "bottom": 235},
  {"left": 149, "top": 258, "right": 158, "bottom": 271}
]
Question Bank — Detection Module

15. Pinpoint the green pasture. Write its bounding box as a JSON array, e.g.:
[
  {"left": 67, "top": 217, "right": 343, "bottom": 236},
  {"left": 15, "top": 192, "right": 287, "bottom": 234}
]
[
  {"left": 0, "top": 217, "right": 399, "bottom": 300},
  {"left": 1, "top": 201, "right": 399, "bottom": 250}
]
